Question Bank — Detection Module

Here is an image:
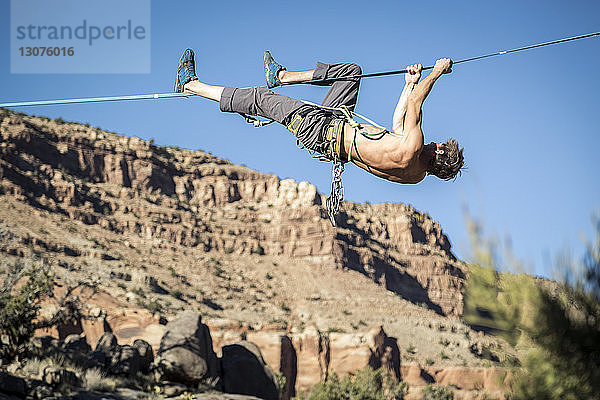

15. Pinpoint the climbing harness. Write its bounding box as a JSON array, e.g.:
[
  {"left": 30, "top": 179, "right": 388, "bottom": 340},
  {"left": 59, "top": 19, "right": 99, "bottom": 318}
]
[{"left": 258, "top": 100, "right": 394, "bottom": 226}]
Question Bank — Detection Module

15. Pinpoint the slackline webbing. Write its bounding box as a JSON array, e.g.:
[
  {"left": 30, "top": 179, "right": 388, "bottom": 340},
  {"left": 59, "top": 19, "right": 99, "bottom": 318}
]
[
  {"left": 0, "top": 31, "right": 598, "bottom": 108},
  {"left": 282, "top": 31, "right": 600, "bottom": 85},
  {"left": 0, "top": 92, "right": 194, "bottom": 108}
]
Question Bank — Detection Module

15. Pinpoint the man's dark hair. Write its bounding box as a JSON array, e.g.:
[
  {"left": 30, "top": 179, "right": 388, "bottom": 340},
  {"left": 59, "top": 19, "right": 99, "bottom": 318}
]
[{"left": 428, "top": 138, "right": 464, "bottom": 180}]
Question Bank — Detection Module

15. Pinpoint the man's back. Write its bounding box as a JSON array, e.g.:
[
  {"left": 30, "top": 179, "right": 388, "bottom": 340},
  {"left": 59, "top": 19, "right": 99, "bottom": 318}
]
[{"left": 340, "top": 123, "right": 428, "bottom": 184}]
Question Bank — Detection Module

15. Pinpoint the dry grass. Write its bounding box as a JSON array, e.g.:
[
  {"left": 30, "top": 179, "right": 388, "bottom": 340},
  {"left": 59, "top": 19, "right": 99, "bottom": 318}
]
[
  {"left": 21, "top": 357, "right": 43, "bottom": 378},
  {"left": 83, "top": 368, "right": 117, "bottom": 392}
]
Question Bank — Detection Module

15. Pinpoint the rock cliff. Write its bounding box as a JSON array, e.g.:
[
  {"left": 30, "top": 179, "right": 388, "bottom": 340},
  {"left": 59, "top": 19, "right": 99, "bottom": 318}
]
[
  {"left": 0, "top": 109, "right": 464, "bottom": 315},
  {"left": 0, "top": 109, "right": 512, "bottom": 397}
]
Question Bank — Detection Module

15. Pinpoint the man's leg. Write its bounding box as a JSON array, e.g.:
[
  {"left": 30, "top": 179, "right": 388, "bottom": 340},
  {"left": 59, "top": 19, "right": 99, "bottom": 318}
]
[
  {"left": 278, "top": 69, "right": 314, "bottom": 84},
  {"left": 184, "top": 80, "right": 224, "bottom": 102},
  {"left": 278, "top": 63, "right": 362, "bottom": 110},
  {"left": 315, "top": 63, "right": 362, "bottom": 110},
  {"left": 262, "top": 62, "right": 362, "bottom": 157},
  {"left": 184, "top": 80, "right": 307, "bottom": 125}
]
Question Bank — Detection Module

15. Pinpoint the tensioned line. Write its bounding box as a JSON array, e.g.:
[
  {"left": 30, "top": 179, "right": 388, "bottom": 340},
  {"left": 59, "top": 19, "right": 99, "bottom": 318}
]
[
  {"left": 282, "top": 31, "right": 600, "bottom": 85},
  {"left": 0, "top": 31, "right": 598, "bottom": 108},
  {"left": 0, "top": 92, "right": 194, "bottom": 108}
]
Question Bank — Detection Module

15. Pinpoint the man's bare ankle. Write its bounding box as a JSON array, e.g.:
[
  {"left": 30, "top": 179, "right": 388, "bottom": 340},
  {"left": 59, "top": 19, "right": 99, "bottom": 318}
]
[
  {"left": 183, "top": 81, "right": 196, "bottom": 93},
  {"left": 278, "top": 70, "right": 287, "bottom": 83}
]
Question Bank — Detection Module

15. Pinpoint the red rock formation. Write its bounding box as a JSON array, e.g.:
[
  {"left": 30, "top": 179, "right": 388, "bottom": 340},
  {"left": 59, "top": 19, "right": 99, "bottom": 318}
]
[
  {"left": 0, "top": 110, "right": 466, "bottom": 316},
  {"left": 1, "top": 110, "right": 508, "bottom": 397}
]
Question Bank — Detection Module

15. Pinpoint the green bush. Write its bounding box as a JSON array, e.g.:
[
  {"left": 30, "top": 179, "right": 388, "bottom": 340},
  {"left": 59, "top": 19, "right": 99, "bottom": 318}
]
[
  {"left": 0, "top": 261, "right": 54, "bottom": 361},
  {"left": 275, "top": 371, "right": 287, "bottom": 398},
  {"left": 421, "top": 384, "right": 454, "bottom": 400},
  {"left": 299, "top": 366, "right": 408, "bottom": 400},
  {"left": 465, "top": 217, "right": 600, "bottom": 399}
]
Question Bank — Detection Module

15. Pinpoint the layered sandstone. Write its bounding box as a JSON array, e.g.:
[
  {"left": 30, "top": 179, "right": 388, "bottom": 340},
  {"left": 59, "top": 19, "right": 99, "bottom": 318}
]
[
  {"left": 0, "top": 109, "right": 512, "bottom": 397},
  {"left": 0, "top": 109, "right": 464, "bottom": 315}
]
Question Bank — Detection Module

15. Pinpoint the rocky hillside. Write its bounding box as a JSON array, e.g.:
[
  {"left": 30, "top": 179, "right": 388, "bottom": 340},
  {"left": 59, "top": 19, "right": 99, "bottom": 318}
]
[{"left": 0, "top": 109, "right": 513, "bottom": 398}]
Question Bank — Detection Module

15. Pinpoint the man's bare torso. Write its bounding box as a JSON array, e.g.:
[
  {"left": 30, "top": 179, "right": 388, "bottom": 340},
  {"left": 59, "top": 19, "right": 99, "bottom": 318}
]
[
  {"left": 340, "top": 123, "right": 427, "bottom": 184},
  {"left": 334, "top": 59, "right": 453, "bottom": 185}
]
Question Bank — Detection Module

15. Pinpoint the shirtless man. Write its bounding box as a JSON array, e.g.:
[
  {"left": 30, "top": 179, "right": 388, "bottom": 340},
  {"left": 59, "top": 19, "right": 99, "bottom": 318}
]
[{"left": 174, "top": 49, "right": 464, "bottom": 184}]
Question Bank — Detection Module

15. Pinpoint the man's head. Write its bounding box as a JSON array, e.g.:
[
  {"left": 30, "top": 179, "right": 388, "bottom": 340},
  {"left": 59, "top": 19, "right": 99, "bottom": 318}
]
[{"left": 427, "top": 138, "right": 464, "bottom": 180}]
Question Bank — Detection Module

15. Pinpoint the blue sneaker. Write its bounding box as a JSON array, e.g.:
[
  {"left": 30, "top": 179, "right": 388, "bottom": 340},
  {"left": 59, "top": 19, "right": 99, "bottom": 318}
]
[
  {"left": 264, "top": 50, "right": 286, "bottom": 89},
  {"left": 174, "top": 48, "right": 198, "bottom": 93}
]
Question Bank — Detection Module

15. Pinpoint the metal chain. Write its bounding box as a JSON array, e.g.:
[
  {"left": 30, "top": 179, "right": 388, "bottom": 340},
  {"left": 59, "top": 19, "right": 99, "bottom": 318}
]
[{"left": 326, "top": 158, "right": 345, "bottom": 227}]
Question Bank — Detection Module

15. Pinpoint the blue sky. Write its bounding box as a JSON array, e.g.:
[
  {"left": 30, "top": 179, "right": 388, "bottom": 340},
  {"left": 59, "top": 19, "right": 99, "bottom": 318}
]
[{"left": 1, "top": 0, "right": 598, "bottom": 277}]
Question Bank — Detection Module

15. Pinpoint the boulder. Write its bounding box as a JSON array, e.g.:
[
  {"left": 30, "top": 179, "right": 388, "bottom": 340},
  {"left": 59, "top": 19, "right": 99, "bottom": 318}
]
[
  {"left": 110, "top": 345, "right": 143, "bottom": 377},
  {"left": 95, "top": 332, "right": 118, "bottom": 353},
  {"left": 64, "top": 334, "right": 91, "bottom": 354},
  {"left": 161, "top": 382, "right": 188, "bottom": 397},
  {"left": 84, "top": 332, "right": 118, "bottom": 371},
  {"left": 0, "top": 394, "right": 22, "bottom": 400},
  {"left": 154, "top": 310, "right": 219, "bottom": 386},
  {"left": 367, "top": 326, "right": 401, "bottom": 379},
  {"left": 63, "top": 334, "right": 91, "bottom": 364},
  {"left": 133, "top": 339, "right": 153, "bottom": 372},
  {"left": 280, "top": 335, "right": 297, "bottom": 400},
  {"left": 42, "top": 366, "right": 80, "bottom": 387},
  {"left": 85, "top": 350, "right": 108, "bottom": 370},
  {"left": 193, "top": 394, "right": 264, "bottom": 400},
  {"left": 27, "top": 336, "right": 61, "bottom": 359},
  {"left": 221, "top": 341, "right": 279, "bottom": 400},
  {"left": 25, "top": 379, "right": 53, "bottom": 400},
  {"left": 0, "top": 372, "right": 26, "bottom": 397}
]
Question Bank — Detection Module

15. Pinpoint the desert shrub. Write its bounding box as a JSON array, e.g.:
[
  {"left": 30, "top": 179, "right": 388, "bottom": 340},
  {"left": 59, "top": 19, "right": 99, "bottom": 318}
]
[
  {"left": 275, "top": 371, "right": 287, "bottom": 398},
  {"left": 465, "top": 218, "right": 600, "bottom": 399},
  {"left": 0, "top": 261, "right": 54, "bottom": 361},
  {"left": 193, "top": 375, "right": 221, "bottom": 393},
  {"left": 422, "top": 384, "right": 454, "bottom": 400},
  {"left": 83, "top": 368, "right": 117, "bottom": 392},
  {"left": 22, "top": 357, "right": 43, "bottom": 377},
  {"left": 302, "top": 366, "right": 408, "bottom": 400},
  {"left": 137, "top": 298, "right": 164, "bottom": 315},
  {"left": 115, "top": 370, "right": 156, "bottom": 391},
  {"left": 463, "top": 263, "right": 536, "bottom": 347},
  {"left": 506, "top": 267, "right": 600, "bottom": 400}
]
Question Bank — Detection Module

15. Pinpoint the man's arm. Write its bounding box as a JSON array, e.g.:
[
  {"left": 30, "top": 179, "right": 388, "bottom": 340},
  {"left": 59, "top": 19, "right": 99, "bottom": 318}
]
[
  {"left": 392, "top": 64, "right": 422, "bottom": 134},
  {"left": 400, "top": 58, "right": 452, "bottom": 149},
  {"left": 407, "top": 58, "right": 452, "bottom": 113}
]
